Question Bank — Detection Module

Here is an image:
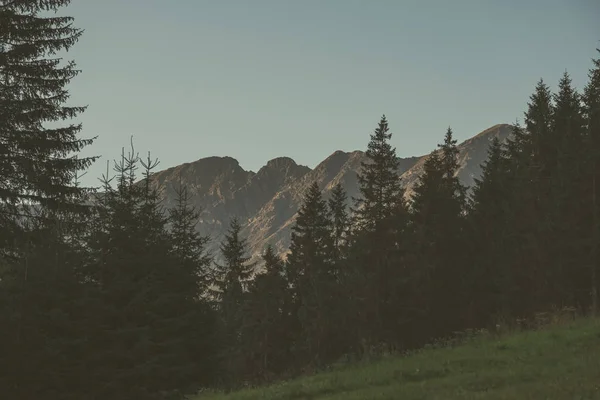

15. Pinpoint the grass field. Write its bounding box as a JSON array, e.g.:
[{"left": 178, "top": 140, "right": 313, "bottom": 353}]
[{"left": 192, "top": 317, "right": 600, "bottom": 399}]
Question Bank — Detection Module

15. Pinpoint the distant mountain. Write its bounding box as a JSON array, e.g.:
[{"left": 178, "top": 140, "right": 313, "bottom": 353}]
[{"left": 146, "top": 123, "right": 513, "bottom": 266}]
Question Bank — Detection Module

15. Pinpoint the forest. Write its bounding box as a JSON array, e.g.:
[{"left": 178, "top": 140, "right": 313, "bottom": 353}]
[{"left": 1, "top": 2, "right": 600, "bottom": 399}]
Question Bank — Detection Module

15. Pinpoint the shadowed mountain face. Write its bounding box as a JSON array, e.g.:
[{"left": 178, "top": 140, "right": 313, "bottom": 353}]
[{"left": 147, "top": 124, "right": 512, "bottom": 265}]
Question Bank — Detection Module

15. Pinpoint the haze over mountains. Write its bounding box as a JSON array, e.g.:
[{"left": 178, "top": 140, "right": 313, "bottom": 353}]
[{"left": 147, "top": 124, "right": 512, "bottom": 265}]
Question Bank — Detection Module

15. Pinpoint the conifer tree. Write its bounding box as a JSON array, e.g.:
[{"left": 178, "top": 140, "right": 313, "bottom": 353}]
[
  {"left": 498, "top": 82, "right": 556, "bottom": 316},
  {"left": 439, "top": 127, "right": 467, "bottom": 210},
  {"left": 0, "top": 3, "right": 98, "bottom": 396},
  {"left": 211, "top": 218, "right": 255, "bottom": 304},
  {"left": 211, "top": 217, "right": 256, "bottom": 385},
  {"left": 353, "top": 115, "right": 406, "bottom": 231},
  {"left": 584, "top": 49, "right": 600, "bottom": 315},
  {"left": 286, "top": 181, "right": 341, "bottom": 366},
  {"left": 328, "top": 183, "right": 349, "bottom": 257},
  {"left": 548, "top": 72, "right": 587, "bottom": 308},
  {"left": 520, "top": 79, "right": 560, "bottom": 311},
  {"left": 467, "top": 137, "right": 515, "bottom": 324},
  {"left": 86, "top": 145, "right": 210, "bottom": 399},
  {"left": 165, "top": 176, "right": 219, "bottom": 391},
  {"left": 409, "top": 128, "right": 467, "bottom": 339},
  {"left": 348, "top": 115, "right": 410, "bottom": 351},
  {"left": 168, "top": 176, "right": 212, "bottom": 298},
  {"left": 526, "top": 79, "right": 555, "bottom": 172},
  {"left": 0, "top": 0, "right": 97, "bottom": 248},
  {"left": 241, "top": 245, "right": 290, "bottom": 381}
]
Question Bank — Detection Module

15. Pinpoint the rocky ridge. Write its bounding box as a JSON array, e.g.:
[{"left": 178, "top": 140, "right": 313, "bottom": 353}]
[{"left": 147, "top": 124, "right": 513, "bottom": 266}]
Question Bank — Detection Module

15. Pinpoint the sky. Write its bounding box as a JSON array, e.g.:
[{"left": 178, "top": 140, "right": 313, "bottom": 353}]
[{"left": 60, "top": 0, "right": 600, "bottom": 186}]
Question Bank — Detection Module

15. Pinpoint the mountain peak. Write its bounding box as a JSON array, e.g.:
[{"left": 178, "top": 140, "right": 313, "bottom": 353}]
[
  {"left": 146, "top": 123, "right": 510, "bottom": 266},
  {"left": 471, "top": 123, "right": 512, "bottom": 140},
  {"left": 265, "top": 156, "right": 299, "bottom": 170},
  {"left": 190, "top": 155, "right": 241, "bottom": 169}
]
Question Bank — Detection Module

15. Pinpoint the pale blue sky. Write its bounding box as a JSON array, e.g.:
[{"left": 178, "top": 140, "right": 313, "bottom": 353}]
[{"left": 63, "top": 0, "right": 599, "bottom": 186}]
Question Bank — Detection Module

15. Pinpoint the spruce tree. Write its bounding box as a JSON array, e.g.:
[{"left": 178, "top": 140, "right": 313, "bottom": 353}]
[
  {"left": 166, "top": 175, "right": 219, "bottom": 392},
  {"left": 520, "top": 79, "right": 561, "bottom": 312},
  {"left": 439, "top": 127, "right": 467, "bottom": 209},
  {"left": 526, "top": 79, "right": 555, "bottom": 172},
  {"left": 241, "top": 245, "right": 290, "bottom": 382},
  {"left": 168, "top": 176, "right": 212, "bottom": 298},
  {"left": 286, "top": 181, "right": 340, "bottom": 366},
  {"left": 86, "top": 146, "right": 210, "bottom": 399},
  {"left": 499, "top": 82, "right": 557, "bottom": 316},
  {"left": 210, "top": 217, "right": 256, "bottom": 385},
  {"left": 0, "top": 3, "right": 97, "bottom": 396},
  {"left": 211, "top": 218, "right": 255, "bottom": 304},
  {"left": 584, "top": 49, "right": 600, "bottom": 315},
  {"left": 353, "top": 115, "right": 406, "bottom": 230},
  {"left": 328, "top": 183, "right": 349, "bottom": 257},
  {"left": 467, "top": 137, "right": 516, "bottom": 324},
  {"left": 409, "top": 128, "right": 467, "bottom": 339},
  {"left": 549, "top": 72, "right": 587, "bottom": 309},
  {"left": 349, "top": 115, "right": 410, "bottom": 352},
  {"left": 0, "top": 0, "right": 97, "bottom": 246}
]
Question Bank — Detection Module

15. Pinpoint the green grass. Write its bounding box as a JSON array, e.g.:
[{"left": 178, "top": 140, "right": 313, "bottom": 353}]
[{"left": 192, "top": 317, "right": 600, "bottom": 399}]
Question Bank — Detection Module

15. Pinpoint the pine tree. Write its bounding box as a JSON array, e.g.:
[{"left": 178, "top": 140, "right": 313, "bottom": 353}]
[
  {"left": 0, "top": 3, "right": 98, "bottom": 396},
  {"left": 467, "top": 136, "right": 516, "bottom": 324},
  {"left": 526, "top": 79, "right": 555, "bottom": 172},
  {"left": 165, "top": 175, "right": 219, "bottom": 392},
  {"left": 210, "top": 217, "right": 256, "bottom": 385},
  {"left": 241, "top": 245, "right": 290, "bottom": 382},
  {"left": 211, "top": 218, "right": 255, "bottom": 304},
  {"left": 348, "top": 115, "right": 410, "bottom": 352},
  {"left": 286, "top": 181, "right": 341, "bottom": 366},
  {"left": 353, "top": 115, "right": 406, "bottom": 231},
  {"left": 168, "top": 176, "right": 212, "bottom": 298},
  {"left": 520, "top": 79, "right": 562, "bottom": 312},
  {"left": 584, "top": 49, "right": 600, "bottom": 315},
  {"left": 548, "top": 72, "right": 587, "bottom": 309},
  {"left": 0, "top": 0, "right": 97, "bottom": 250},
  {"left": 328, "top": 183, "right": 349, "bottom": 257},
  {"left": 439, "top": 127, "right": 467, "bottom": 211},
  {"left": 409, "top": 128, "right": 467, "bottom": 339},
  {"left": 86, "top": 145, "right": 212, "bottom": 399},
  {"left": 498, "top": 82, "right": 557, "bottom": 316}
]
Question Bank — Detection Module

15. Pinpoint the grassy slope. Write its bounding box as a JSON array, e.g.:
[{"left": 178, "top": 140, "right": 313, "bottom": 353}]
[{"left": 193, "top": 318, "right": 600, "bottom": 400}]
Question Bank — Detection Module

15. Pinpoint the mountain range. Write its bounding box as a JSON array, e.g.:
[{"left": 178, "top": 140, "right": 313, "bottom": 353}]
[{"left": 147, "top": 123, "right": 513, "bottom": 266}]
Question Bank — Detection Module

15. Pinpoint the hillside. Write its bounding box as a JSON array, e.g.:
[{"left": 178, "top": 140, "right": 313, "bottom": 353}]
[
  {"left": 193, "top": 317, "right": 600, "bottom": 400},
  {"left": 147, "top": 124, "right": 513, "bottom": 265}
]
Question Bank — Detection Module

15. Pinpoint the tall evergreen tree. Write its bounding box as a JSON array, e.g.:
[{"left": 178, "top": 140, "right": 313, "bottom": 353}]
[
  {"left": 286, "top": 181, "right": 341, "bottom": 366},
  {"left": 526, "top": 79, "right": 555, "bottom": 172},
  {"left": 521, "top": 79, "right": 560, "bottom": 311},
  {"left": 166, "top": 175, "right": 219, "bottom": 392},
  {"left": 0, "top": 3, "right": 98, "bottom": 397},
  {"left": 353, "top": 115, "right": 406, "bottom": 231},
  {"left": 409, "top": 128, "right": 467, "bottom": 339},
  {"left": 328, "top": 183, "right": 349, "bottom": 257},
  {"left": 211, "top": 218, "right": 255, "bottom": 304},
  {"left": 548, "top": 72, "right": 587, "bottom": 309},
  {"left": 499, "top": 81, "right": 557, "bottom": 316},
  {"left": 584, "top": 49, "right": 600, "bottom": 315},
  {"left": 467, "top": 136, "right": 516, "bottom": 324},
  {"left": 241, "top": 245, "right": 290, "bottom": 382},
  {"left": 210, "top": 217, "right": 256, "bottom": 385},
  {"left": 348, "top": 115, "right": 410, "bottom": 352},
  {"left": 0, "top": 0, "right": 97, "bottom": 247},
  {"left": 86, "top": 146, "right": 212, "bottom": 399},
  {"left": 168, "top": 176, "right": 212, "bottom": 298}
]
